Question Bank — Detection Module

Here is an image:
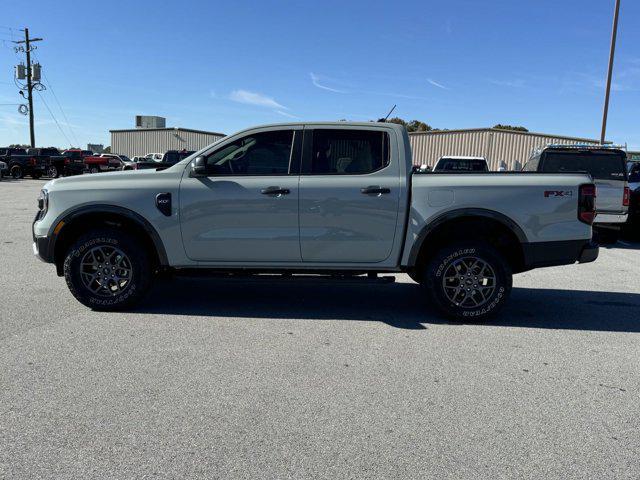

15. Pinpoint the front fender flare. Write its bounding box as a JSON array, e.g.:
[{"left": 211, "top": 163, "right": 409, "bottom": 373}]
[{"left": 49, "top": 204, "right": 168, "bottom": 267}]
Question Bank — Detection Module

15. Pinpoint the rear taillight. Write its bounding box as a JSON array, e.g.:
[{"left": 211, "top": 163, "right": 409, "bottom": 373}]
[
  {"left": 64, "top": 159, "right": 70, "bottom": 165},
  {"left": 578, "top": 183, "right": 597, "bottom": 225},
  {"left": 29, "top": 157, "right": 36, "bottom": 166},
  {"left": 623, "top": 186, "right": 630, "bottom": 207}
]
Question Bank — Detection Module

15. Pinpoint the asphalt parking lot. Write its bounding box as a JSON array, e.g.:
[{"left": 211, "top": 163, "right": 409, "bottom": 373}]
[{"left": 1, "top": 179, "right": 639, "bottom": 479}]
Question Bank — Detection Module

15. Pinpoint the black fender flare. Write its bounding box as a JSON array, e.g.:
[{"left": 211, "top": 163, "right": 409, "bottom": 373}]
[
  {"left": 49, "top": 204, "right": 168, "bottom": 266},
  {"left": 407, "top": 208, "right": 527, "bottom": 266}
]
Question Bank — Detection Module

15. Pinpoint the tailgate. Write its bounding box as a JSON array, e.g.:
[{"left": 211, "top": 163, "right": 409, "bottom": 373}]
[{"left": 595, "top": 178, "right": 626, "bottom": 214}]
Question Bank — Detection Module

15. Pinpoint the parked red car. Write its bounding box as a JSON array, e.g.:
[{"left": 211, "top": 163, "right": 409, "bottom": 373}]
[{"left": 84, "top": 154, "right": 130, "bottom": 173}]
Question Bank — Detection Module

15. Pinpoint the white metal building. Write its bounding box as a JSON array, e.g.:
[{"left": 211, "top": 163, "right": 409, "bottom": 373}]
[
  {"left": 409, "top": 128, "right": 603, "bottom": 170},
  {"left": 110, "top": 127, "right": 225, "bottom": 158}
]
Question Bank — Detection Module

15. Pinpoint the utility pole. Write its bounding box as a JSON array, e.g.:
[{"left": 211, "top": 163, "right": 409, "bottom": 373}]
[
  {"left": 600, "top": 0, "right": 621, "bottom": 144},
  {"left": 13, "top": 28, "right": 43, "bottom": 147}
]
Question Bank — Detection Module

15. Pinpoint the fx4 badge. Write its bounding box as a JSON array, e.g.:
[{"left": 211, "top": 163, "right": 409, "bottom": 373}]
[{"left": 544, "top": 190, "right": 573, "bottom": 198}]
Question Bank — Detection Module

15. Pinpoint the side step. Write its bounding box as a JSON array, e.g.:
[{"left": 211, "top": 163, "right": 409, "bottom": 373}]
[{"left": 170, "top": 270, "right": 396, "bottom": 285}]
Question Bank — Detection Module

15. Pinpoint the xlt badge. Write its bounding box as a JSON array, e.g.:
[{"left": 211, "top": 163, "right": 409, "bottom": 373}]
[{"left": 156, "top": 192, "right": 172, "bottom": 216}]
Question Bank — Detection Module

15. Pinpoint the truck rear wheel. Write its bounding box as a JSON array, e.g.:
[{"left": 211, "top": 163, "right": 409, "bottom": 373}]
[
  {"left": 63, "top": 228, "right": 152, "bottom": 311},
  {"left": 421, "top": 242, "right": 512, "bottom": 321}
]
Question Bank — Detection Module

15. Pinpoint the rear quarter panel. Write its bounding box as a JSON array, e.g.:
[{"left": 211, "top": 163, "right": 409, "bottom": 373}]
[{"left": 401, "top": 173, "right": 593, "bottom": 266}]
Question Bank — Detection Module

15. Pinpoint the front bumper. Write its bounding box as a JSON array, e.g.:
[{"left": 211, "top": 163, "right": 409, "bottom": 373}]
[{"left": 32, "top": 213, "right": 54, "bottom": 263}]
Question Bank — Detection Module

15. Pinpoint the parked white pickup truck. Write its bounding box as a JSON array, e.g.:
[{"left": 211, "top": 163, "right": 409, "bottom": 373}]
[{"left": 33, "top": 122, "right": 598, "bottom": 320}]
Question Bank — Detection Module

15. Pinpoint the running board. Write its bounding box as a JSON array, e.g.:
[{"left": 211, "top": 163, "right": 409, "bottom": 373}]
[{"left": 169, "top": 270, "right": 396, "bottom": 285}]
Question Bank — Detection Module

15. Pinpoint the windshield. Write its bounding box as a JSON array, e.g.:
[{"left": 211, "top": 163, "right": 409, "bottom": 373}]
[
  {"left": 628, "top": 163, "right": 640, "bottom": 183},
  {"left": 540, "top": 150, "right": 627, "bottom": 181},
  {"left": 435, "top": 158, "right": 487, "bottom": 172}
]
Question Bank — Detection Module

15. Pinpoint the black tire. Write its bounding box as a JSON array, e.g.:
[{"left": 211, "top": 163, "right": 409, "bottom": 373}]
[
  {"left": 63, "top": 228, "right": 152, "bottom": 311},
  {"left": 420, "top": 242, "right": 512, "bottom": 321},
  {"left": 47, "top": 165, "right": 59, "bottom": 178},
  {"left": 11, "top": 165, "right": 23, "bottom": 179}
]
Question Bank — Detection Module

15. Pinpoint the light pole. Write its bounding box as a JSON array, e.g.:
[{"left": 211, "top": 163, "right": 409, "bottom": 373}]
[{"left": 600, "top": 0, "right": 621, "bottom": 144}]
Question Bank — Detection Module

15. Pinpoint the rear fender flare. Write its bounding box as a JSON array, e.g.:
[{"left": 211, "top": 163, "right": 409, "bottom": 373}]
[{"left": 407, "top": 208, "right": 527, "bottom": 266}]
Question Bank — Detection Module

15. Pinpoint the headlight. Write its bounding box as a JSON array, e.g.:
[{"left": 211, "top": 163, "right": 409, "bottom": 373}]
[{"left": 37, "top": 189, "right": 49, "bottom": 216}]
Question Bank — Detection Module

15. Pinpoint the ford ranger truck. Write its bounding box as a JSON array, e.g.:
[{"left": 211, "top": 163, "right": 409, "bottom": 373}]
[{"left": 32, "top": 122, "right": 598, "bottom": 320}]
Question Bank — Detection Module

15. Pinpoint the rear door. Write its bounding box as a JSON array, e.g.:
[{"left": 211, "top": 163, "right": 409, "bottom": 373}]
[
  {"left": 298, "top": 126, "right": 401, "bottom": 263},
  {"left": 540, "top": 150, "right": 627, "bottom": 214}
]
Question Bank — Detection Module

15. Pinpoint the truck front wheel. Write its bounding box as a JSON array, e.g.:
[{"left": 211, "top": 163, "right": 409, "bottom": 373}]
[
  {"left": 63, "top": 229, "right": 152, "bottom": 311},
  {"left": 421, "top": 242, "right": 512, "bottom": 321}
]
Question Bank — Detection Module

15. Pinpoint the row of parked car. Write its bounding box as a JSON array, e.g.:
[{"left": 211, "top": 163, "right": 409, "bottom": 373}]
[{"left": 0, "top": 147, "right": 196, "bottom": 179}]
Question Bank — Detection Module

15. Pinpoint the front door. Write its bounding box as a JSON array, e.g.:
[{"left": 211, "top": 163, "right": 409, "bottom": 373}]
[
  {"left": 299, "top": 127, "right": 401, "bottom": 263},
  {"left": 179, "top": 127, "right": 301, "bottom": 262}
]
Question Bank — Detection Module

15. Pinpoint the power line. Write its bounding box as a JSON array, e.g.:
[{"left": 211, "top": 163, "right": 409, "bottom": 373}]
[
  {"left": 36, "top": 90, "right": 73, "bottom": 147},
  {"left": 31, "top": 51, "right": 80, "bottom": 146}
]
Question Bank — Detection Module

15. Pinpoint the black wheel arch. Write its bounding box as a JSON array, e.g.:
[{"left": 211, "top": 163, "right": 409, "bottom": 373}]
[
  {"left": 49, "top": 204, "right": 168, "bottom": 276},
  {"left": 407, "top": 208, "right": 527, "bottom": 275}
]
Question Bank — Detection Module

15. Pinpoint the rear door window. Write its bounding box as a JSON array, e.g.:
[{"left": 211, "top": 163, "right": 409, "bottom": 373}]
[
  {"left": 307, "top": 129, "right": 390, "bottom": 175},
  {"left": 540, "top": 150, "right": 627, "bottom": 181}
]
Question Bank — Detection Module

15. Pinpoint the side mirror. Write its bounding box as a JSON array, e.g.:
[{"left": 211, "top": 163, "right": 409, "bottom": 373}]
[{"left": 191, "top": 156, "right": 207, "bottom": 176}]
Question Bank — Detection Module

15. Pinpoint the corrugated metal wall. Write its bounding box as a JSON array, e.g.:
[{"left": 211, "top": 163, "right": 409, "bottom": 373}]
[
  {"left": 111, "top": 129, "right": 225, "bottom": 158},
  {"left": 409, "top": 129, "right": 600, "bottom": 170}
]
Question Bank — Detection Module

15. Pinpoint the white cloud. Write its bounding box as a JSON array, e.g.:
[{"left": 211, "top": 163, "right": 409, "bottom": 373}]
[
  {"left": 229, "top": 89, "right": 286, "bottom": 109},
  {"left": 275, "top": 110, "right": 298, "bottom": 119},
  {"left": 488, "top": 78, "right": 525, "bottom": 88},
  {"left": 427, "top": 78, "right": 448, "bottom": 90},
  {"left": 310, "top": 73, "right": 346, "bottom": 93}
]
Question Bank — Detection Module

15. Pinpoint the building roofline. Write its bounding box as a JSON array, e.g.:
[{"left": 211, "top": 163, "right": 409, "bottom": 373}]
[
  {"left": 110, "top": 127, "right": 226, "bottom": 136},
  {"left": 408, "top": 127, "right": 605, "bottom": 144}
]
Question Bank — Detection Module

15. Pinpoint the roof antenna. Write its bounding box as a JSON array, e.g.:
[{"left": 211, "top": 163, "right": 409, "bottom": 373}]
[{"left": 380, "top": 104, "right": 396, "bottom": 122}]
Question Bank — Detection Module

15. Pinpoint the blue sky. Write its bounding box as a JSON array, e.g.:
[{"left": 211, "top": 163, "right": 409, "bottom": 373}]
[{"left": 1, "top": 0, "right": 639, "bottom": 149}]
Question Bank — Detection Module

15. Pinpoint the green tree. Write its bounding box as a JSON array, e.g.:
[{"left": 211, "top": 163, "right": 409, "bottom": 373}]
[
  {"left": 382, "top": 117, "right": 435, "bottom": 132},
  {"left": 493, "top": 124, "right": 528, "bottom": 132},
  {"left": 407, "top": 120, "right": 432, "bottom": 132},
  {"left": 103, "top": 146, "right": 111, "bottom": 153}
]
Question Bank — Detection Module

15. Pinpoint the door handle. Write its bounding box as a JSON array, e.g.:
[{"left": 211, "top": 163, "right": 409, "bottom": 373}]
[
  {"left": 261, "top": 186, "right": 290, "bottom": 195},
  {"left": 361, "top": 186, "right": 390, "bottom": 195}
]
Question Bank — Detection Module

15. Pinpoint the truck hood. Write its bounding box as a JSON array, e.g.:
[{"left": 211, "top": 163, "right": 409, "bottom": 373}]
[{"left": 44, "top": 168, "right": 181, "bottom": 192}]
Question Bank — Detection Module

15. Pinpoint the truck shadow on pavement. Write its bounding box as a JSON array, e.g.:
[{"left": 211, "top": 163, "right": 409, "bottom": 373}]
[{"left": 136, "top": 277, "right": 640, "bottom": 332}]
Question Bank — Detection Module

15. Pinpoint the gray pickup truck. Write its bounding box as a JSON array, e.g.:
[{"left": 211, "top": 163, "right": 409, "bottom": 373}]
[{"left": 33, "top": 122, "right": 598, "bottom": 320}]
